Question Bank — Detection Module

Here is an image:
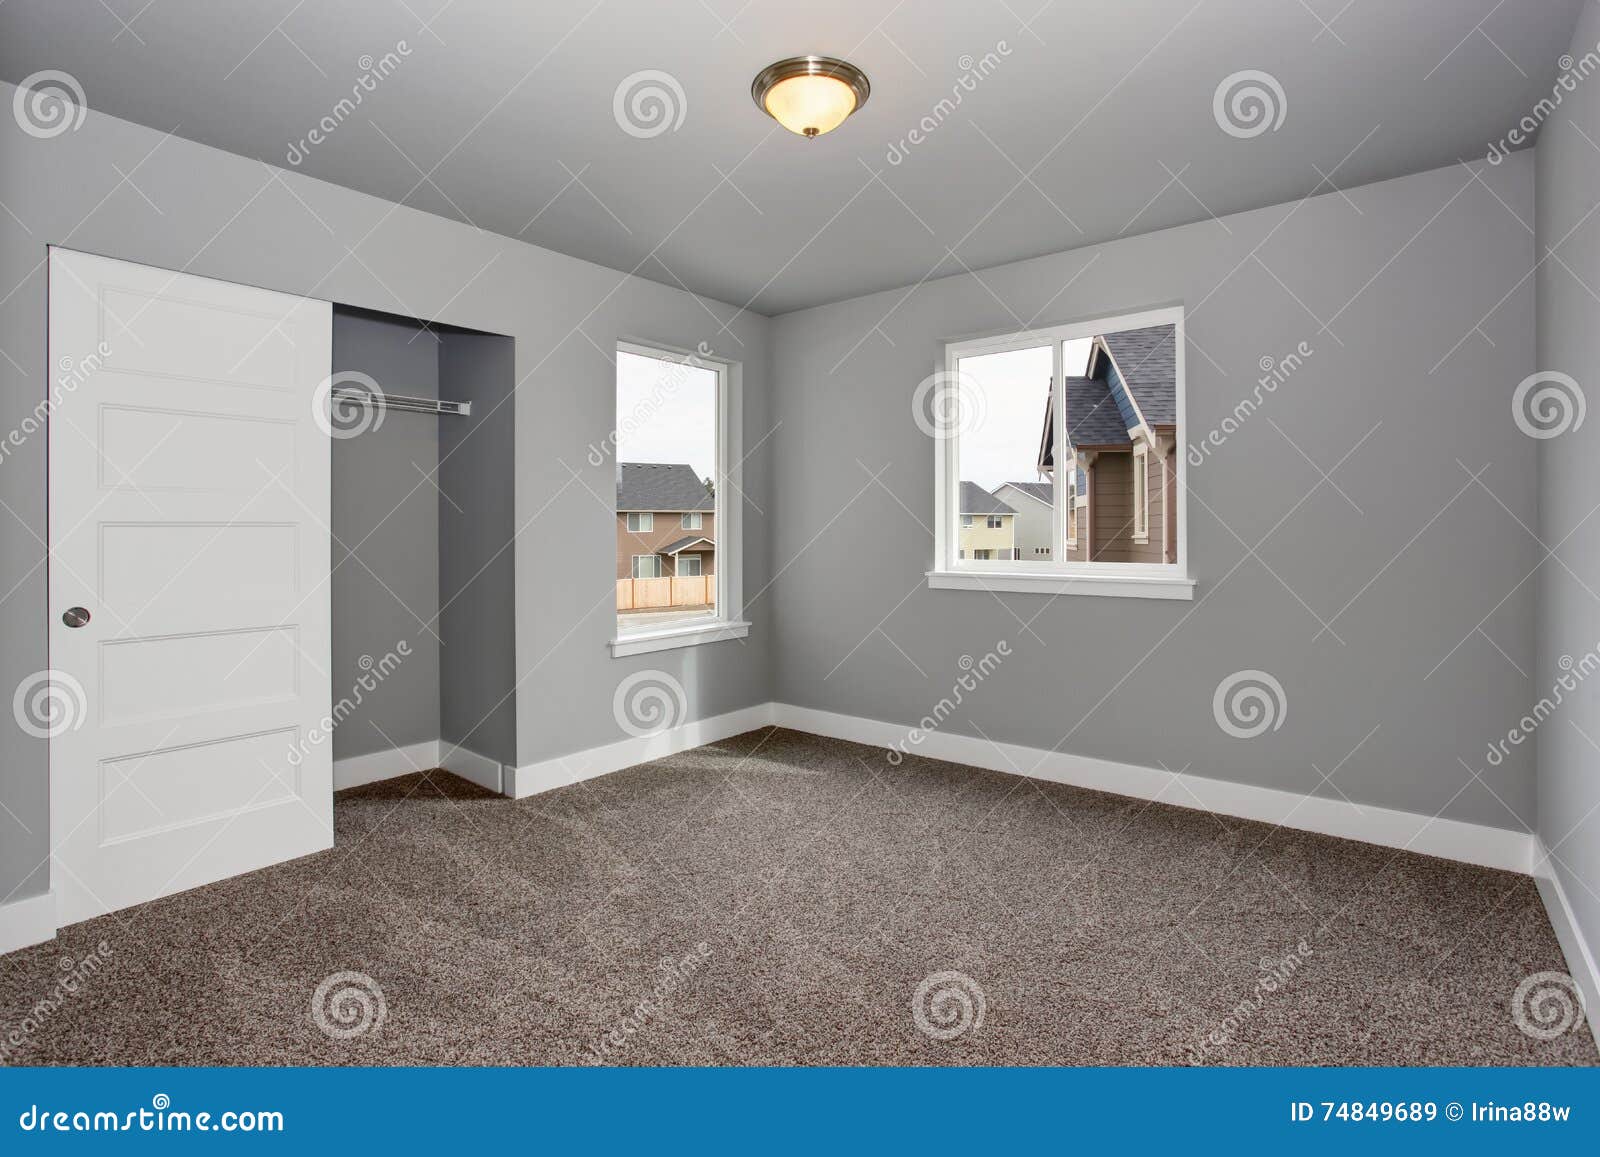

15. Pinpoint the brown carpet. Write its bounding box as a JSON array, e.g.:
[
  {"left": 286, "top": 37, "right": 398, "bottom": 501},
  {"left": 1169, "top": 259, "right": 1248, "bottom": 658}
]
[{"left": 1, "top": 727, "right": 1594, "bottom": 1066}]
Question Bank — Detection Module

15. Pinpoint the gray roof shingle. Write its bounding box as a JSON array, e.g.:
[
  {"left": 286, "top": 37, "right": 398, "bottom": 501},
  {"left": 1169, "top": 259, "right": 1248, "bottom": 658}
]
[
  {"left": 959, "top": 481, "right": 1012, "bottom": 515},
  {"left": 1100, "top": 323, "right": 1176, "bottom": 425},
  {"left": 997, "top": 481, "right": 1052, "bottom": 507},
  {"left": 1065, "top": 375, "right": 1133, "bottom": 448},
  {"left": 616, "top": 462, "right": 714, "bottom": 512},
  {"left": 659, "top": 534, "right": 715, "bottom": 555}
]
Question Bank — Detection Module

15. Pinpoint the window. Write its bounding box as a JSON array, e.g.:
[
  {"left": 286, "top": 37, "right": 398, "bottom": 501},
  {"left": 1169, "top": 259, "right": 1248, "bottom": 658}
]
[
  {"left": 612, "top": 341, "right": 748, "bottom": 654},
  {"left": 1132, "top": 443, "right": 1149, "bottom": 541},
  {"left": 929, "top": 307, "right": 1191, "bottom": 600}
]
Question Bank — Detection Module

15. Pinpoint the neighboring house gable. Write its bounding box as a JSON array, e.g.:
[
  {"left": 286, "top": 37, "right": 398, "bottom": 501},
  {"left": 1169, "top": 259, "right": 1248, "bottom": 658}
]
[{"left": 993, "top": 481, "right": 1054, "bottom": 561}]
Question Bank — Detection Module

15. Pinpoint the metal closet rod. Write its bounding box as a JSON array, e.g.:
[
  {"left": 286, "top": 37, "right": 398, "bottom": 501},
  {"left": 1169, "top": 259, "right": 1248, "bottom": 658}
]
[{"left": 331, "top": 386, "right": 472, "bottom": 417}]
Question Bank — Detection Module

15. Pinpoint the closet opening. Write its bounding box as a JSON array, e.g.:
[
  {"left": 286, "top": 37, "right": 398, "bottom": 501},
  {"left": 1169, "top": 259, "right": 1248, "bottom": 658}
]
[{"left": 329, "top": 304, "right": 517, "bottom": 795}]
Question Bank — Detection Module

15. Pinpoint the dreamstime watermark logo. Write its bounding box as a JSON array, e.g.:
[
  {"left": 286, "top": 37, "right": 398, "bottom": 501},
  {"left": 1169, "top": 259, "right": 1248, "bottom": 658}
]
[
  {"left": 912, "top": 368, "right": 987, "bottom": 440},
  {"left": 14, "top": 70, "right": 88, "bottom": 139},
  {"left": 287, "top": 642, "right": 411, "bottom": 767},
  {"left": 313, "top": 370, "right": 387, "bottom": 439},
  {"left": 887, "top": 642, "right": 1011, "bottom": 765},
  {"left": 911, "top": 970, "right": 986, "bottom": 1041},
  {"left": 1187, "top": 939, "right": 1312, "bottom": 1062},
  {"left": 613, "top": 669, "right": 687, "bottom": 737},
  {"left": 1511, "top": 971, "right": 1585, "bottom": 1041},
  {"left": 13, "top": 670, "right": 88, "bottom": 740},
  {"left": 1484, "top": 646, "right": 1600, "bottom": 767},
  {"left": 1188, "top": 341, "right": 1313, "bottom": 466},
  {"left": 1212, "top": 669, "right": 1286, "bottom": 739},
  {"left": 1512, "top": 371, "right": 1584, "bottom": 439},
  {"left": 1212, "top": 70, "right": 1286, "bottom": 139},
  {"left": 311, "top": 971, "right": 386, "bottom": 1040},
  {"left": 0, "top": 941, "right": 114, "bottom": 1063},
  {"left": 613, "top": 70, "right": 687, "bottom": 138},
  {"left": 285, "top": 42, "right": 412, "bottom": 166},
  {"left": 588, "top": 341, "right": 714, "bottom": 466},
  {"left": 1488, "top": 43, "right": 1600, "bottom": 164},
  {"left": 1, "top": 342, "right": 112, "bottom": 467},
  {"left": 885, "top": 41, "right": 1013, "bottom": 165},
  {"left": 568, "top": 943, "right": 713, "bottom": 1064}
]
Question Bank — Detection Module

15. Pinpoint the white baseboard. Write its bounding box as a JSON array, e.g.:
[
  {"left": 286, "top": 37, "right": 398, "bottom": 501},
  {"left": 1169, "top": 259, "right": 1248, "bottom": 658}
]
[
  {"left": 332, "top": 739, "right": 441, "bottom": 790},
  {"left": 771, "top": 703, "right": 1536, "bottom": 875},
  {"left": 0, "top": 891, "right": 56, "bottom": 956},
  {"left": 439, "top": 741, "right": 505, "bottom": 794},
  {"left": 507, "top": 703, "right": 777, "bottom": 798},
  {"left": 1532, "top": 842, "right": 1600, "bottom": 1055}
]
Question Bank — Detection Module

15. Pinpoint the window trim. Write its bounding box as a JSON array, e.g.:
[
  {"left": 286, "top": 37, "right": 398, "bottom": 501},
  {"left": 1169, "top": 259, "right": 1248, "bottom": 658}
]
[
  {"left": 1132, "top": 442, "right": 1150, "bottom": 543},
  {"left": 681, "top": 512, "right": 702, "bottom": 531},
  {"left": 929, "top": 305, "right": 1191, "bottom": 600},
  {"left": 678, "top": 553, "right": 703, "bottom": 577},
  {"left": 626, "top": 511, "right": 654, "bottom": 533},
  {"left": 611, "top": 339, "right": 746, "bottom": 653},
  {"left": 631, "top": 553, "right": 662, "bottom": 579},
  {"left": 1066, "top": 475, "right": 1078, "bottom": 547}
]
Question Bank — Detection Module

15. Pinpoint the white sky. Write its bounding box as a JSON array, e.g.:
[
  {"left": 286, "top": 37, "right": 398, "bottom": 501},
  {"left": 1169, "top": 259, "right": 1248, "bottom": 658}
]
[
  {"left": 958, "top": 339, "right": 1091, "bottom": 492},
  {"left": 615, "top": 350, "right": 716, "bottom": 482}
]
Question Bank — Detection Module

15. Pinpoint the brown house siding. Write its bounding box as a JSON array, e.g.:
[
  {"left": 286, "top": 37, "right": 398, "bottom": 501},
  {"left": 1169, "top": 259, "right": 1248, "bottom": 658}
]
[
  {"left": 616, "top": 512, "right": 716, "bottom": 579},
  {"left": 1084, "top": 445, "right": 1174, "bottom": 564}
]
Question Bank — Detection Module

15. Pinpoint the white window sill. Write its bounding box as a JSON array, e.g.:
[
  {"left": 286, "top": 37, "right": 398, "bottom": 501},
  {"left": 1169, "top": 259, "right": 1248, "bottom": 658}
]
[
  {"left": 926, "top": 570, "right": 1195, "bottom": 601},
  {"left": 610, "top": 620, "right": 751, "bottom": 657}
]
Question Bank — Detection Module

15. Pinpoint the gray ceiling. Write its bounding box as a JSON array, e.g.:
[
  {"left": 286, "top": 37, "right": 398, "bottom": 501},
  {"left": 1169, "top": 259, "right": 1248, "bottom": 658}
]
[{"left": 0, "top": 0, "right": 1584, "bottom": 315}]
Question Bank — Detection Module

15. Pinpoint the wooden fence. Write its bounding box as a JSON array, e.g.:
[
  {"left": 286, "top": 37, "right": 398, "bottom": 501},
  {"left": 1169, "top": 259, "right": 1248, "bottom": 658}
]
[{"left": 616, "top": 575, "right": 716, "bottom": 612}]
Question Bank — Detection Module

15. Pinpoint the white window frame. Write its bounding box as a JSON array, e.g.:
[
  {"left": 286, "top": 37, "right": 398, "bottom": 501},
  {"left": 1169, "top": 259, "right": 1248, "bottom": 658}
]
[
  {"left": 626, "top": 511, "right": 654, "bottom": 533},
  {"left": 681, "top": 512, "right": 702, "bottom": 531},
  {"left": 1132, "top": 443, "right": 1150, "bottom": 542},
  {"left": 631, "top": 554, "right": 662, "bottom": 579},
  {"left": 678, "top": 554, "right": 704, "bottom": 577},
  {"left": 986, "top": 514, "right": 1004, "bottom": 530},
  {"left": 929, "top": 305, "right": 1192, "bottom": 600},
  {"left": 611, "top": 339, "right": 749, "bottom": 656}
]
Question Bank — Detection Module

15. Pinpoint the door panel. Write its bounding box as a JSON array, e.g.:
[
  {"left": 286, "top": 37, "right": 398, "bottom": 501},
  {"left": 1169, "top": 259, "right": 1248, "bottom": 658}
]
[{"left": 48, "top": 247, "right": 332, "bottom": 926}]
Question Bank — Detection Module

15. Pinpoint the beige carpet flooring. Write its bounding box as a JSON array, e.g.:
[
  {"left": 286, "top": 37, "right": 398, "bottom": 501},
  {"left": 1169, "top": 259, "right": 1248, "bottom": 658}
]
[{"left": 1, "top": 727, "right": 1594, "bottom": 1066}]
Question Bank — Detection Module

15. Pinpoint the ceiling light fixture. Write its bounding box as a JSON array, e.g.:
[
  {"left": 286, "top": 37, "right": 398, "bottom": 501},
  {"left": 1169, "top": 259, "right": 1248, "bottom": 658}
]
[{"left": 751, "top": 55, "right": 870, "bottom": 139}]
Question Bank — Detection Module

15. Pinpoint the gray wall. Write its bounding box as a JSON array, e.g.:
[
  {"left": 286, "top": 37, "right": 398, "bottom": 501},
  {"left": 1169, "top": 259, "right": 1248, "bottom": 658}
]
[
  {"left": 331, "top": 309, "right": 441, "bottom": 760},
  {"left": 770, "top": 154, "right": 1539, "bottom": 831},
  {"left": 0, "top": 88, "right": 775, "bottom": 905},
  {"left": 438, "top": 329, "right": 517, "bottom": 767},
  {"left": 1536, "top": 0, "right": 1600, "bottom": 996}
]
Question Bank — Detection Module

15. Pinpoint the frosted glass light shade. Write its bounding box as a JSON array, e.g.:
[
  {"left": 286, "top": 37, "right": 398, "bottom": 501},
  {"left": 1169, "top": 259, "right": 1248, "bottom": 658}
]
[{"left": 752, "top": 57, "right": 870, "bottom": 139}]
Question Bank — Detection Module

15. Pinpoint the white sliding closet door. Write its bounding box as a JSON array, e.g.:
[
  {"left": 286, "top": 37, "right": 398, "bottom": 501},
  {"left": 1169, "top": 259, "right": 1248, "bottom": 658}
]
[{"left": 46, "top": 247, "right": 333, "bottom": 926}]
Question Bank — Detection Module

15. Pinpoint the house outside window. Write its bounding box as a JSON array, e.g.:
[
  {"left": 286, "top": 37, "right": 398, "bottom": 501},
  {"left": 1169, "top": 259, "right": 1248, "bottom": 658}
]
[
  {"left": 681, "top": 512, "right": 702, "bottom": 530},
  {"left": 626, "top": 511, "right": 653, "bottom": 533},
  {"left": 929, "top": 306, "right": 1191, "bottom": 600},
  {"left": 679, "top": 555, "right": 703, "bottom": 577},
  {"left": 632, "top": 554, "right": 662, "bottom": 579}
]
